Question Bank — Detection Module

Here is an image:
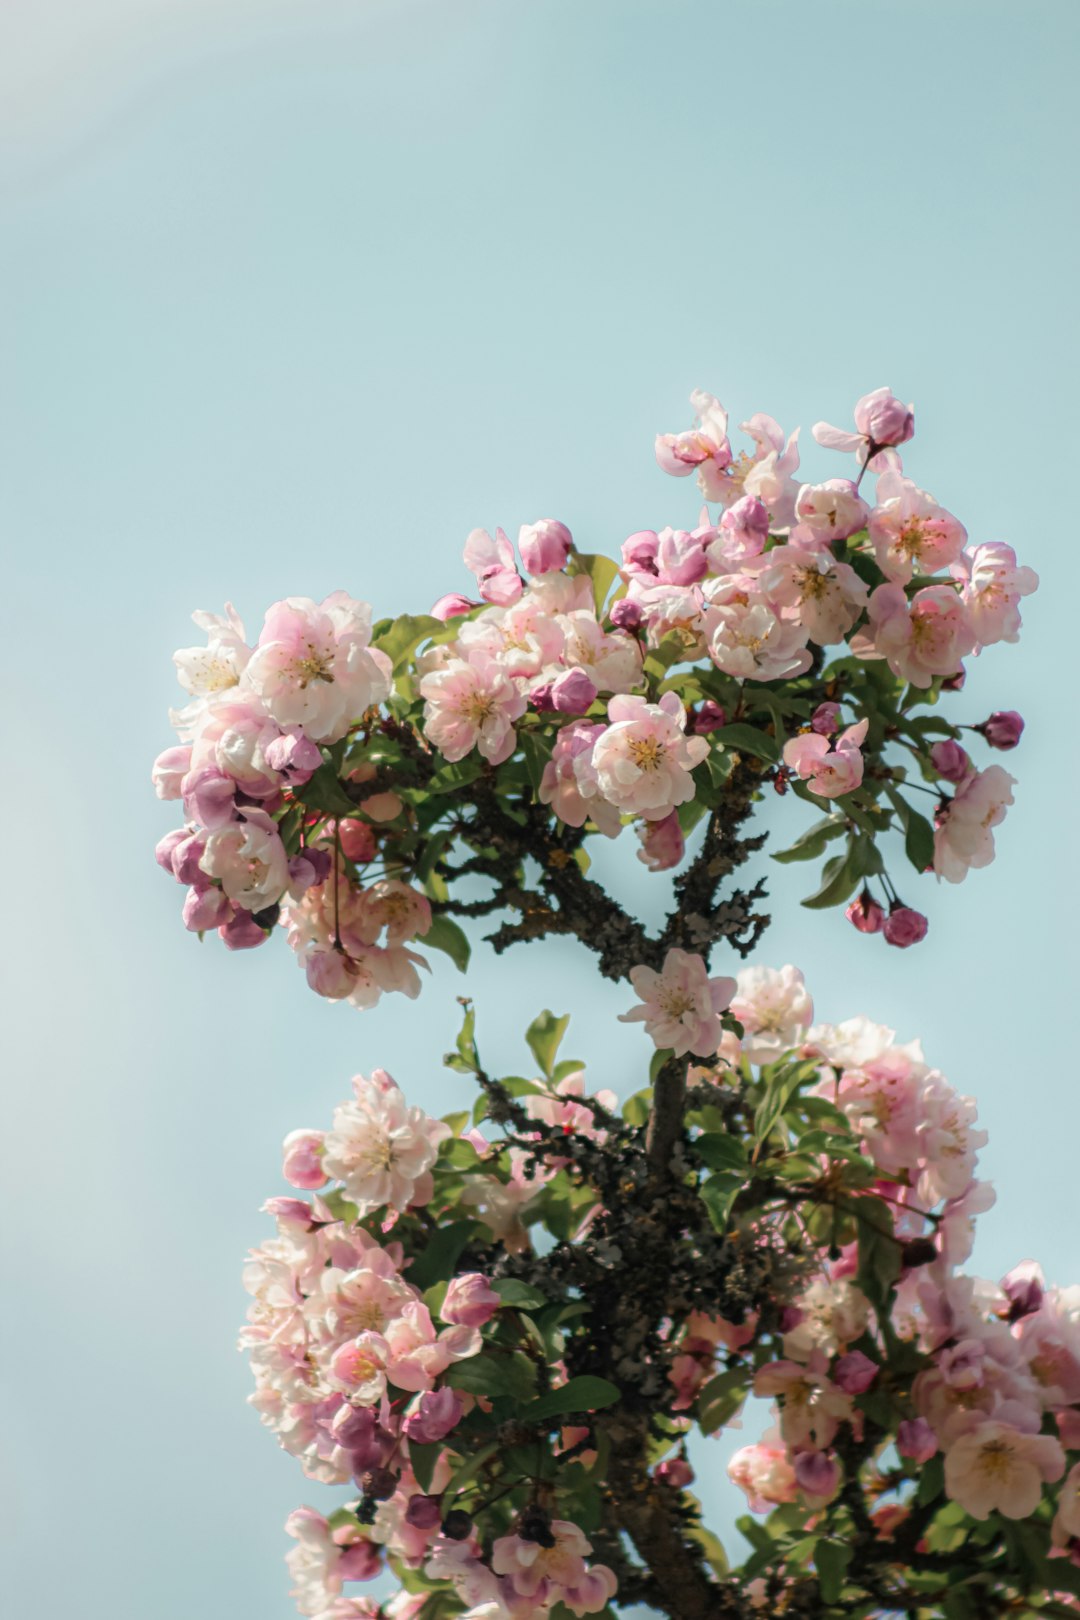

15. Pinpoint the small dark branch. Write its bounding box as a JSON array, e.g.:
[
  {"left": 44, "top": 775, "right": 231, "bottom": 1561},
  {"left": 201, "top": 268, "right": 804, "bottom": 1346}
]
[
  {"left": 645, "top": 1055, "right": 688, "bottom": 1174},
  {"left": 660, "top": 761, "right": 769, "bottom": 960}
]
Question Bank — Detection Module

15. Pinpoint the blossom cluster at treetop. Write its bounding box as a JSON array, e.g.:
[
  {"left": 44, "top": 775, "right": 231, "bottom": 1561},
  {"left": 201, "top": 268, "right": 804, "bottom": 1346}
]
[{"left": 150, "top": 387, "right": 1060, "bottom": 1619}]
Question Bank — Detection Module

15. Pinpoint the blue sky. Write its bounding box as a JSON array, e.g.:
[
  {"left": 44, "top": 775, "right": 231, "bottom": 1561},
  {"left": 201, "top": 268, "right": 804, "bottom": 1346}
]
[{"left": 2, "top": 3, "right": 1077, "bottom": 1616}]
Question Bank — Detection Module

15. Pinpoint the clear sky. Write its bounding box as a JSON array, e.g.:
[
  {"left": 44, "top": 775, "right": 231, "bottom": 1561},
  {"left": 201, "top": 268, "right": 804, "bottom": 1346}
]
[{"left": 2, "top": 3, "right": 1077, "bottom": 1616}]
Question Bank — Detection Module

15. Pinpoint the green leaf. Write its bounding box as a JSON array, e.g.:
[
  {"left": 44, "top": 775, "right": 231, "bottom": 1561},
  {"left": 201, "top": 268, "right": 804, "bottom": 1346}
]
[
  {"left": 712, "top": 722, "right": 780, "bottom": 764},
  {"left": 854, "top": 1196, "right": 902, "bottom": 1312},
  {"left": 429, "top": 758, "right": 484, "bottom": 795},
  {"left": 525, "top": 1010, "right": 571, "bottom": 1080},
  {"left": 699, "top": 1171, "right": 744, "bottom": 1233},
  {"left": 493, "top": 1278, "right": 549, "bottom": 1310},
  {"left": 771, "top": 816, "right": 848, "bottom": 864},
  {"left": 754, "top": 1059, "right": 821, "bottom": 1146},
  {"left": 300, "top": 762, "right": 357, "bottom": 818},
  {"left": 518, "top": 1375, "right": 621, "bottom": 1423},
  {"left": 444, "top": 1439, "right": 499, "bottom": 1498},
  {"left": 696, "top": 1367, "right": 748, "bottom": 1434},
  {"left": 409, "top": 1440, "right": 441, "bottom": 1494},
  {"left": 407, "top": 1220, "right": 478, "bottom": 1292},
  {"left": 423, "top": 914, "right": 471, "bottom": 973},
  {"left": 885, "top": 783, "right": 937, "bottom": 874},
  {"left": 815, "top": 1538, "right": 852, "bottom": 1604},
  {"left": 801, "top": 846, "right": 860, "bottom": 910},
  {"left": 519, "top": 730, "right": 553, "bottom": 793},
  {"left": 916, "top": 1452, "right": 945, "bottom": 1506},
  {"left": 569, "top": 551, "right": 620, "bottom": 614},
  {"left": 693, "top": 1133, "right": 748, "bottom": 1172},
  {"left": 445, "top": 1350, "right": 538, "bottom": 1403},
  {"left": 373, "top": 613, "right": 441, "bottom": 672}
]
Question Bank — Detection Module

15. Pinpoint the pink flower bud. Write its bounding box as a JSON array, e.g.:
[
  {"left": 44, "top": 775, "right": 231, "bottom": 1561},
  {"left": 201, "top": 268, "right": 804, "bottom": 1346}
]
[
  {"left": 265, "top": 728, "right": 323, "bottom": 780},
  {"left": 152, "top": 745, "right": 192, "bottom": 800},
  {"left": 690, "top": 699, "right": 726, "bottom": 734},
  {"left": 930, "top": 740, "right": 971, "bottom": 784},
  {"left": 655, "top": 1456, "right": 694, "bottom": 1490},
  {"left": 846, "top": 890, "right": 884, "bottom": 934},
  {"left": 550, "top": 669, "right": 598, "bottom": 714},
  {"left": 430, "top": 593, "right": 477, "bottom": 621},
  {"left": 338, "top": 818, "right": 377, "bottom": 864},
  {"left": 793, "top": 1449, "right": 840, "bottom": 1498},
  {"left": 810, "top": 702, "right": 841, "bottom": 736},
  {"left": 518, "top": 519, "right": 573, "bottom": 575},
  {"left": 855, "top": 387, "right": 914, "bottom": 448},
  {"left": 404, "top": 1494, "right": 444, "bottom": 1530},
  {"left": 637, "top": 810, "right": 685, "bottom": 872},
  {"left": 182, "top": 767, "right": 236, "bottom": 830},
  {"left": 833, "top": 1351, "right": 878, "bottom": 1394},
  {"left": 621, "top": 530, "right": 659, "bottom": 576},
  {"left": 337, "top": 1542, "right": 383, "bottom": 1581},
  {"left": 282, "top": 1129, "right": 328, "bottom": 1190},
  {"left": 897, "top": 1417, "right": 938, "bottom": 1463},
  {"left": 1001, "top": 1260, "right": 1043, "bottom": 1320},
  {"left": 609, "top": 597, "right": 644, "bottom": 631},
  {"left": 155, "top": 827, "right": 189, "bottom": 876},
  {"left": 182, "top": 884, "right": 231, "bottom": 932},
  {"left": 171, "top": 830, "right": 207, "bottom": 885},
  {"left": 980, "top": 710, "right": 1024, "bottom": 750},
  {"left": 218, "top": 908, "right": 270, "bottom": 950},
  {"left": 263, "top": 1195, "right": 314, "bottom": 1225},
  {"left": 288, "top": 849, "right": 332, "bottom": 892},
  {"left": 403, "top": 1388, "right": 465, "bottom": 1444},
  {"left": 883, "top": 905, "right": 928, "bottom": 948},
  {"left": 441, "top": 1273, "right": 501, "bottom": 1328}
]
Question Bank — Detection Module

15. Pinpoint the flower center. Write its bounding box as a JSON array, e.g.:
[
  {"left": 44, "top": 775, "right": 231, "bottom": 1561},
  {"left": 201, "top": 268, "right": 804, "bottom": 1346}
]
[{"left": 629, "top": 737, "right": 665, "bottom": 771}]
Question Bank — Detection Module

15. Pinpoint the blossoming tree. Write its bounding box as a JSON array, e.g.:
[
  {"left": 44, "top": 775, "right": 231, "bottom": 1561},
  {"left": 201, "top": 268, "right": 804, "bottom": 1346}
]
[{"left": 152, "top": 387, "right": 1074, "bottom": 1620}]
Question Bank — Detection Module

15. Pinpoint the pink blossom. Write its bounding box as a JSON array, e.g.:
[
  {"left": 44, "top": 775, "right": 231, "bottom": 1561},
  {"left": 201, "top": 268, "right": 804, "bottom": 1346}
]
[
  {"left": 524, "top": 1072, "right": 617, "bottom": 1144},
  {"left": 813, "top": 386, "right": 914, "bottom": 464},
  {"left": 356, "top": 881, "right": 432, "bottom": 948},
  {"left": 897, "top": 1416, "right": 939, "bottom": 1463},
  {"left": 951, "top": 542, "right": 1038, "bottom": 648},
  {"left": 532, "top": 668, "right": 598, "bottom": 714},
  {"left": 933, "top": 765, "right": 1016, "bottom": 884},
  {"left": 834, "top": 1351, "right": 879, "bottom": 1394},
  {"left": 1052, "top": 1463, "right": 1080, "bottom": 1548},
  {"left": 1001, "top": 1261, "right": 1044, "bottom": 1321},
  {"left": 793, "top": 1449, "right": 840, "bottom": 1502},
  {"left": 619, "top": 948, "right": 736, "bottom": 1059},
  {"left": 555, "top": 609, "right": 643, "bottom": 694},
  {"left": 753, "top": 1356, "right": 853, "bottom": 1450},
  {"left": 183, "top": 883, "right": 231, "bottom": 932},
  {"left": 420, "top": 653, "right": 526, "bottom": 765},
  {"left": 705, "top": 593, "right": 812, "bottom": 682},
  {"left": 492, "top": 1520, "right": 615, "bottom": 1611},
  {"left": 791, "top": 479, "right": 870, "bottom": 547},
  {"left": 855, "top": 582, "right": 976, "bottom": 688},
  {"left": 728, "top": 1441, "right": 798, "bottom": 1513},
  {"left": 730, "top": 965, "right": 813, "bottom": 1065},
  {"left": 782, "top": 1279, "right": 870, "bottom": 1361},
  {"left": 760, "top": 548, "right": 869, "bottom": 645},
  {"left": 463, "top": 527, "right": 523, "bottom": 606},
  {"left": 636, "top": 809, "right": 685, "bottom": 872},
  {"left": 706, "top": 494, "right": 770, "bottom": 569},
  {"left": 321, "top": 1071, "right": 450, "bottom": 1216},
  {"left": 883, "top": 905, "right": 929, "bottom": 948},
  {"left": 653, "top": 524, "right": 711, "bottom": 586},
  {"left": 868, "top": 475, "right": 967, "bottom": 583},
  {"left": 655, "top": 389, "right": 732, "bottom": 486},
  {"left": 200, "top": 808, "right": 290, "bottom": 912},
  {"left": 283, "top": 1130, "right": 329, "bottom": 1191},
  {"left": 538, "top": 720, "right": 622, "bottom": 836},
  {"left": 578, "top": 693, "right": 708, "bottom": 822},
  {"left": 187, "top": 693, "right": 287, "bottom": 805},
  {"left": 944, "top": 1421, "right": 1064, "bottom": 1520},
  {"left": 244, "top": 593, "right": 392, "bottom": 743},
  {"left": 518, "top": 518, "right": 573, "bottom": 575},
  {"left": 441, "top": 1273, "right": 501, "bottom": 1329},
  {"left": 811, "top": 702, "right": 841, "bottom": 735},
  {"left": 691, "top": 699, "right": 726, "bottom": 733},
  {"left": 783, "top": 717, "right": 868, "bottom": 798},
  {"left": 152, "top": 745, "right": 192, "bottom": 800}
]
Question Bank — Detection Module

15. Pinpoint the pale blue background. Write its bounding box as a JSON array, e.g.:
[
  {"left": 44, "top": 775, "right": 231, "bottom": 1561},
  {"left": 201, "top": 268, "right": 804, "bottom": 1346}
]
[{"left": 2, "top": 2, "right": 1077, "bottom": 1615}]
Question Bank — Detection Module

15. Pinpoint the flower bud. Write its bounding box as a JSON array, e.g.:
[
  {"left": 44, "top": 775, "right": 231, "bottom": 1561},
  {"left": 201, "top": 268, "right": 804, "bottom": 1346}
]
[
  {"left": 182, "top": 884, "right": 231, "bottom": 932},
  {"left": 518, "top": 518, "right": 572, "bottom": 575},
  {"left": 979, "top": 710, "right": 1024, "bottom": 750},
  {"left": 440, "top": 1509, "right": 473, "bottom": 1541},
  {"left": 655, "top": 1456, "right": 694, "bottom": 1490},
  {"left": 152, "top": 745, "right": 192, "bottom": 800},
  {"left": 621, "top": 530, "right": 659, "bottom": 576},
  {"left": 855, "top": 387, "right": 914, "bottom": 448},
  {"left": 690, "top": 699, "right": 726, "bottom": 734},
  {"left": 219, "top": 908, "right": 270, "bottom": 950},
  {"left": 338, "top": 818, "right": 377, "bottom": 865},
  {"left": 358, "top": 1467, "right": 398, "bottom": 1502},
  {"left": 609, "top": 597, "right": 644, "bottom": 631},
  {"left": 155, "top": 827, "right": 189, "bottom": 876},
  {"left": 810, "top": 702, "right": 841, "bottom": 736},
  {"left": 929, "top": 739, "right": 971, "bottom": 784},
  {"left": 846, "top": 890, "right": 884, "bottom": 934},
  {"left": 719, "top": 494, "right": 770, "bottom": 553},
  {"left": 901, "top": 1237, "right": 939, "bottom": 1268},
  {"left": 403, "top": 1388, "right": 465, "bottom": 1444},
  {"left": 1001, "top": 1260, "right": 1044, "bottom": 1320},
  {"left": 282, "top": 1129, "right": 328, "bottom": 1190},
  {"left": 897, "top": 1417, "right": 938, "bottom": 1463},
  {"left": 833, "top": 1351, "right": 878, "bottom": 1394},
  {"left": 441, "top": 1273, "right": 501, "bottom": 1329},
  {"left": 549, "top": 668, "right": 598, "bottom": 714},
  {"left": 636, "top": 810, "right": 685, "bottom": 872},
  {"left": 883, "top": 905, "right": 928, "bottom": 948},
  {"left": 405, "top": 1494, "right": 444, "bottom": 1530},
  {"left": 430, "top": 593, "right": 476, "bottom": 621},
  {"left": 792, "top": 1449, "right": 840, "bottom": 1499}
]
